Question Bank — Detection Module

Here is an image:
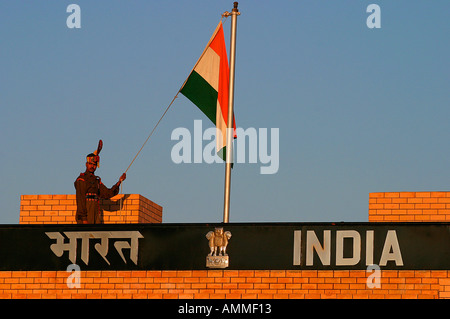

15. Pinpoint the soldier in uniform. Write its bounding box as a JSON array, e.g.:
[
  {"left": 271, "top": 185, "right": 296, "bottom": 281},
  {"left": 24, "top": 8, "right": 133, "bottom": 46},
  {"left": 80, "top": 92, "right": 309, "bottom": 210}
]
[{"left": 74, "top": 140, "right": 126, "bottom": 224}]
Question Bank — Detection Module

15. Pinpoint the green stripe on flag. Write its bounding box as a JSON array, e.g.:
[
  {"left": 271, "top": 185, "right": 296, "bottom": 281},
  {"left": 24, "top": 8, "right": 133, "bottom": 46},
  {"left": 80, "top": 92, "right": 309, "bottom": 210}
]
[{"left": 180, "top": 71, "right": 217, "bottom": 125}]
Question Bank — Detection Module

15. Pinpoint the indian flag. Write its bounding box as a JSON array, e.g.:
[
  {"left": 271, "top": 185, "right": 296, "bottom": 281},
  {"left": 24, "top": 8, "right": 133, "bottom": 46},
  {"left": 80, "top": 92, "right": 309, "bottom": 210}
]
[{"left": 180, "top": 21, "right": 236, "bottom": 161}]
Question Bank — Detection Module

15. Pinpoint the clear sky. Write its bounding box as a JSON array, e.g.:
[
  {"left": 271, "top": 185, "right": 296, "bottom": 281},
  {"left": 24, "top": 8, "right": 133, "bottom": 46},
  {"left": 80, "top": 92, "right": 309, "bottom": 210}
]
[{"left": 1, "top": 1, "right": 449, "bottom": 224}]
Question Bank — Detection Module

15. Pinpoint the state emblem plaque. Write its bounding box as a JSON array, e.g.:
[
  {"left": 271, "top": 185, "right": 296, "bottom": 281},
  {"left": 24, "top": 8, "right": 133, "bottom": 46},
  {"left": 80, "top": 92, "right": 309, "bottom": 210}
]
[{"left": 205, "top": 227, "right": 232, "bottom": 269}]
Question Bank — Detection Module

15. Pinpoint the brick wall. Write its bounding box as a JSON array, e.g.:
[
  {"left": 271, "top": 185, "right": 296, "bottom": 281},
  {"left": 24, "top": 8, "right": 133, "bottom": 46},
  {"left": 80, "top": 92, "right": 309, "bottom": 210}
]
[
  {"left": 0, "top": 270, "right": 449, "bottom": 299},
  {"left": 369, "top": 192, "right": 450, "bottom": 222},
  {"left": 19, "top": 194, "right": 162, "bottom": 224},
  {"left": 0, "top": 192, "right": 448, "bottom": 299}
]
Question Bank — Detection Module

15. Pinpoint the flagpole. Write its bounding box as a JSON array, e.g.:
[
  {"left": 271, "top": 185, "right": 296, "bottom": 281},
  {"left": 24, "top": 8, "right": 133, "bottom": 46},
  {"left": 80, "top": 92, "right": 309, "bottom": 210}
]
[{"left": 223, "top": 2, "right": 240, "bottom": 223}]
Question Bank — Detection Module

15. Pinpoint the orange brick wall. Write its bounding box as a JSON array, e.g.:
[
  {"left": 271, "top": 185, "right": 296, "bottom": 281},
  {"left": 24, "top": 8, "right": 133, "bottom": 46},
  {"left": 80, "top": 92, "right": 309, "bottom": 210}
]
[
  {"left": 19, "top": 194, "right": 162, "bottom": 224},
  {"left": 369, "top": 192, "right": 450, "bottom": 222},
  {"left": 0, "top": 270, "right": 449, "bottom": 299},
  {"left": 0, "top": 191, "right": 448, "bottom": 299}
]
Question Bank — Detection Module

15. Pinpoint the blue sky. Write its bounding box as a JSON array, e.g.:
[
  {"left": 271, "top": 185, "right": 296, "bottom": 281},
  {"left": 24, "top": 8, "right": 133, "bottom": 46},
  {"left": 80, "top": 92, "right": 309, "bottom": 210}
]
[{"left": 1, "top": 1, "right": 449, "bottom": 224}]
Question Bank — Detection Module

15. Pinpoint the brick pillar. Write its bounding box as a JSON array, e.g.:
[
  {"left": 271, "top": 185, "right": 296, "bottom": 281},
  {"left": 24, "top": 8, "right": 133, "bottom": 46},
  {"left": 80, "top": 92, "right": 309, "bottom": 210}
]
[
  {"left": 369, "top": 192, "right": 450, "bottom": 222},
  {"left": 19, "top": 194, "right": 162, "bottom": 224}
]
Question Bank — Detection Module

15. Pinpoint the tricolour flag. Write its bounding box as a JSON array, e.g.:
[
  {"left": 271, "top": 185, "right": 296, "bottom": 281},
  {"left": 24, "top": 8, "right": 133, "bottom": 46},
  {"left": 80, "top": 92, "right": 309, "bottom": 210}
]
[{"left": 180, "top": 21, "right": 236, "bottom": 161}]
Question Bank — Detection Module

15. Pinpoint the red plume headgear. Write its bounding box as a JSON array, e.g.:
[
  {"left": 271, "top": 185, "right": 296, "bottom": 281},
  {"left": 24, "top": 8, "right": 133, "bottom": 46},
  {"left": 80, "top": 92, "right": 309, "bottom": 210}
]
[{"left": 86, "top": 140, "right": 103, "bottom": 167}]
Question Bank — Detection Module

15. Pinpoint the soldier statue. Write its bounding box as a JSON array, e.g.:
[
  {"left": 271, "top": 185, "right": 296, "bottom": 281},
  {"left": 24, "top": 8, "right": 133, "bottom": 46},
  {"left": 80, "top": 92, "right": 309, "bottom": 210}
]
[{"left": 74, "top": 140, "right": 126, "bottom": 224}]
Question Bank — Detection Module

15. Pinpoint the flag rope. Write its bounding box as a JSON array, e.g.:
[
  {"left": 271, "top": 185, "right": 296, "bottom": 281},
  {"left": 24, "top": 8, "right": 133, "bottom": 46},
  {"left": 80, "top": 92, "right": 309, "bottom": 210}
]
[
  {"left": 117, "top": 93, "right": 179, "bottom": 222},
  {"left": 123, "top": 17, "right": 229, "bottom": 176},
  {"left": 118, "top": 16, "right": 231, "bottom": 221},
  {"left": 124, "top": 16, "right": 229, "bottom": 175},
  {"left": 124, "top": 93, "right": 179, "bottom": 174}
]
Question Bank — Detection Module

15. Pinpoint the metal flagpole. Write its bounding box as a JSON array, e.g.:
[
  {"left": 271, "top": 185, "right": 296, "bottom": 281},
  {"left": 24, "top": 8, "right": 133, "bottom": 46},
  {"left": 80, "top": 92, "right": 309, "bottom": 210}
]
[{"left": 223, "top": 2, "right": 240, "bottom": 223}]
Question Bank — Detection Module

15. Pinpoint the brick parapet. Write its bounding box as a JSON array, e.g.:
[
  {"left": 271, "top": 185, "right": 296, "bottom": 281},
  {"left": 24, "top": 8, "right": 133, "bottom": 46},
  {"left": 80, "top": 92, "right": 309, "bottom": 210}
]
[
  {"left": 369, "top": 192, "right": 450, "bottom": 222},
  {"left": 19, "top": 194, "right": 162, "bottom": 224}
]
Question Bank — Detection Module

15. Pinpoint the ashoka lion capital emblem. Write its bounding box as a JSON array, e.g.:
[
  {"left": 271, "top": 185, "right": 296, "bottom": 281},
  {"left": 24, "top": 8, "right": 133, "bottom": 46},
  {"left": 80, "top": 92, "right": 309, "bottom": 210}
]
[{"left": 205, "top": 227, "right": 231, "bottom": 268}]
